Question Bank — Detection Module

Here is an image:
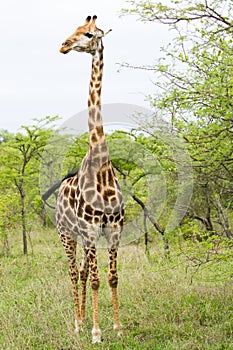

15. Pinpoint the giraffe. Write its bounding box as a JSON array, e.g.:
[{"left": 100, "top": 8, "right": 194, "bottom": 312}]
[{"left": 57, "top": 16, "right": 124, "bottom": 344}]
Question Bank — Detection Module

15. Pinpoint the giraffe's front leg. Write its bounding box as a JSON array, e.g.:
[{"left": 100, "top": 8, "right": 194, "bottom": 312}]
[
  {"left": 108, "top": 248, "right": 122, "bottom": 336},
  {"left": 79, "top": 248, "right": 89, "bottom": 322},
  {"left": 87, "top": 247, "right": 102, "bottom": 344}
]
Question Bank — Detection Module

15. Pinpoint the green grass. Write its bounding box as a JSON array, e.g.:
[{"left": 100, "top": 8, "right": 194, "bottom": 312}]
[{"left": 1, "top": 228, "right": 233, "bottom": 349}]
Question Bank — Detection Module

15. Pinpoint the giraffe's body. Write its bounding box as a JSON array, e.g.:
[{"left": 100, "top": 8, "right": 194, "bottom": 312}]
[{"left": 56, "top": 16, "right": 124, "bottom": 343}]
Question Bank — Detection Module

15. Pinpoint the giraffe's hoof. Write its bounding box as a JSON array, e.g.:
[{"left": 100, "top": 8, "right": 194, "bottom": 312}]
[
  {"left": 74, "top": 319, "right": 83, "bottom": 333},
  {"left": 92, "top": 327, "right": 102, "bottom": 343},
  {"left": 114, "top": 323, "right": 123, "bottom": 337}
]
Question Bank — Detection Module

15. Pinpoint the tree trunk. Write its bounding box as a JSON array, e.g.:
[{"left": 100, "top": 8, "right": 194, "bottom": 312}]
[
  {"left": 191, "top": 183, "right": 215, "bottom": 239},
  {"left": 131, "top": 193, "right": 170, "bottom": 256},
  {"left": 215, "top": 196, "right": 233, "bottom": 239},
  {"left": 205, "top": 183, "right": 214, "bottom": 232},
  {"left": 42, "top": 203, "right": 47, "bottom": 227},
  {"left": 144, "top": 213, "right": 148, "bottom": 253},
  {"left": 21, "top": 191, "right": 27, "bottom": 255},
  {"left": 17, "top": 178, "right": 28, "bottom": 255}
]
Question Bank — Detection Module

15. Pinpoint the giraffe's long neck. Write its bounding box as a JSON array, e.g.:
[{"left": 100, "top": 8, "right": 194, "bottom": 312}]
[
  {"left": 88, "top": 40, "right": 104, "bottom": 115},
  {"left": 87, "top": 40, "right": 109, "bottom": 166}
]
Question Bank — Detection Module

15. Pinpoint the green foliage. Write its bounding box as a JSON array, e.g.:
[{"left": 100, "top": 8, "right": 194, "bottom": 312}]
[
  {"left": 0, "top": 191, "right": 19, "bottom": 253},
  {"left": 0, "top": 117, "right": 60, "bottom": 254},
  {"left": 121, "top": 0, "right": 233, "bottom": 240}
]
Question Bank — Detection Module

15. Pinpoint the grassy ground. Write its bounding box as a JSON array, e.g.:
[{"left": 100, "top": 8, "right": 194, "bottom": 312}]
[{"left": 1, "top": 227, "right": 233, "bottom": 349}]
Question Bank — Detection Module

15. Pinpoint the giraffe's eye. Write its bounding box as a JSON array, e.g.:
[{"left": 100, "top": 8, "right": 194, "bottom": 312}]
[
  {"left": 63, "top": 42, "right": 69, "bottom": 47},
  {"left": 84, "top": 32, "right": 94, "bottom": 39}
]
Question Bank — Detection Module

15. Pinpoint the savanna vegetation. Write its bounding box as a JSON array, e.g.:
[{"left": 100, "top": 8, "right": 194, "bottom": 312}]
[{"left": 1, "top": 1, "right": 233, "bottom": 349}]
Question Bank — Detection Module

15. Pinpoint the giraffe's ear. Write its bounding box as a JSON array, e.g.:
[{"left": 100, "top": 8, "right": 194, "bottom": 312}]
[
  {"left": 96, "top": 29, "right": 112, "bottom": 38},
  {"left": 96, "top": 29, "right": 105, "bottom": 38}
]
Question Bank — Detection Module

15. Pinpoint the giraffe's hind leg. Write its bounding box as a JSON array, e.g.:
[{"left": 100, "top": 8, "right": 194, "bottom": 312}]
[
  {"left": 59, "top": 233, "right": 82, "bottom": 332},
  {"left": 108, "top": 247, "right": 122, "bottom": 336},
  {"left": 87, "top": 247, "right": 102, "bottom": 344},
  {"left": 79, "top": 247, "right": 89, "bottom": 322}
]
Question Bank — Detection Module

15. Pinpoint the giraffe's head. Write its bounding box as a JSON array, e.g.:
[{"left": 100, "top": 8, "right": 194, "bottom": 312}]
[{"left": 60, "top": 16, "right": 109, "bottom": 55}]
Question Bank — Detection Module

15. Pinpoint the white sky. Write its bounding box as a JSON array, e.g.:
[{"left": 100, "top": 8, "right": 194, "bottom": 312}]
[{"left": 0, "top": 0, "right": 170, "bottom": 132}]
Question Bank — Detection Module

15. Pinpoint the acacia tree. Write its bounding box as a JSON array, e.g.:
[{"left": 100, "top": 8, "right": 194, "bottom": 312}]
[
  {"left": 0, "top": 133, "right": 20, "bottom": 254},
  {"left": 0, "top": 117, "right": 58, "bottom": 254},
  {"left": 122, "top": 0, "right": 233, "bottom": 237}
]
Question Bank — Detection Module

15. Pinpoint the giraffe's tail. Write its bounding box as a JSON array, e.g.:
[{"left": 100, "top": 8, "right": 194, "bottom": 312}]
[
  {"left": 41, "top": 168, "right": 79, "bottom": 203},
  {"left": 42, "top": 180, "right": 62, "bottom": 202}
]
